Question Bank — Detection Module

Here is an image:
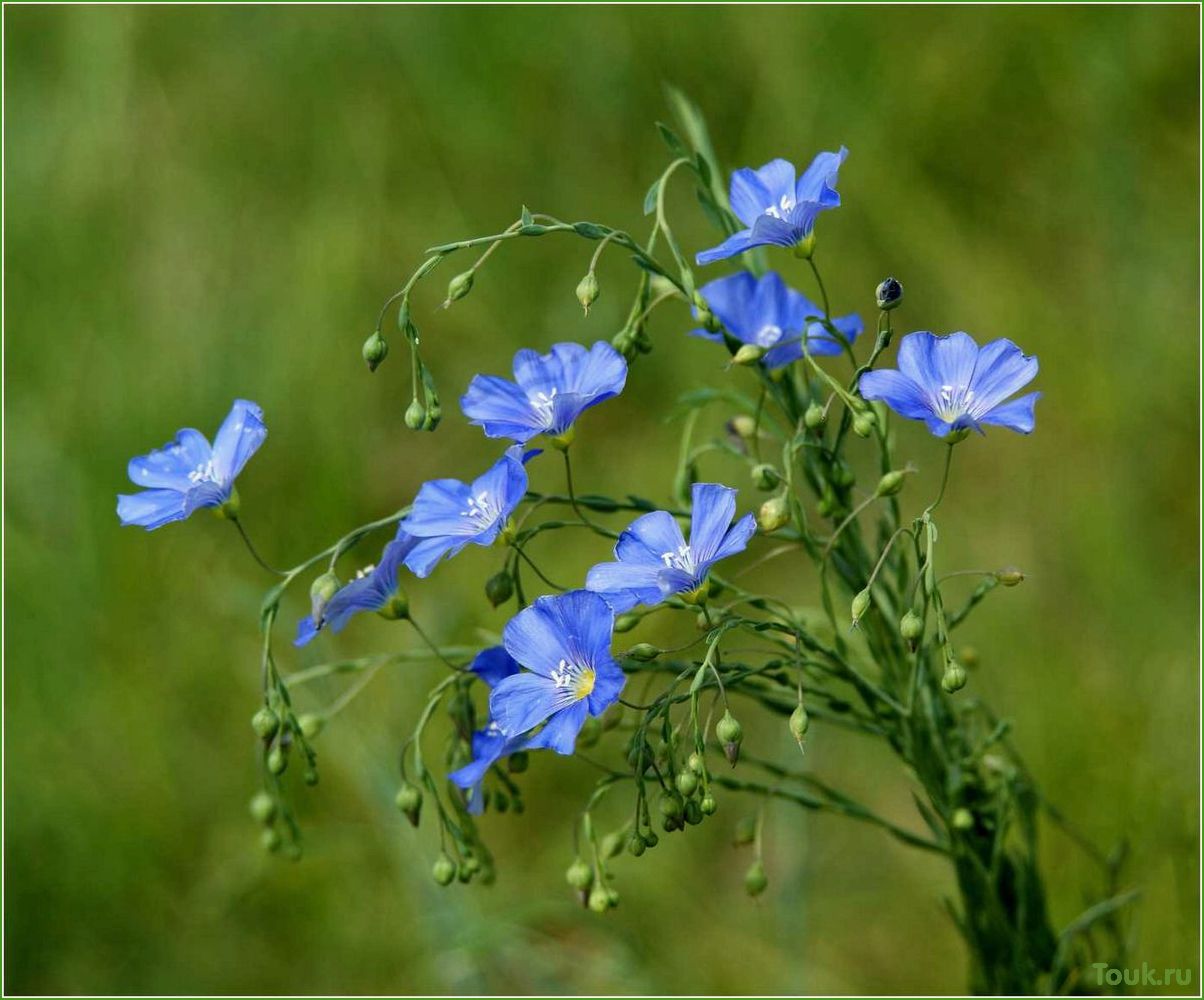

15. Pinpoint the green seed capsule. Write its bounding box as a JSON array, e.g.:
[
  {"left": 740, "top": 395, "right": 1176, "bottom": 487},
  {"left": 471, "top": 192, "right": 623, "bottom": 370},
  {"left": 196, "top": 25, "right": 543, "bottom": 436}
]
[
  {"left": 576, "top": 272, "right": 600, "bottom": 313},
  {"left": 700, "top": 794, "right": 717, "bottom": 816},
  {"left": 876, "top": 469, "right": 908, "bottom": 497},
  {"left": 684, "top": 800, "right": 703, "bottom": 825},
  {"left": 852, "top": 411, "right": 876, "bottom": 437},
  {"left": 752, "top": 464, "right": 781, "bottom": 491},
  {"left": 627, "top": 642, "right": 659, "bottom": 662},
  {"left": 941, "top": 663, "right": 968, "bottom": 693},
  {"left": 266, "top": 745, "right": 287, "bottom": 776},
  {"left": 803, "top": 402, "right": 827, "bottom": 431},
  {"left": 900, "top": 610, "right": 924, "bottom": 642},
  {"left": 851, "top": 588, "right": 871, "bottom": 627},
  {"left": 744, "top": 859, "right": 768, "bottom": 897},
  {"left": 716, "top": 710, "right": 743, "bottom": 766},
  {"left": 251, "top": 707, "right": 279, "bottom": 739},
  {"left": 566, "top": 857, "right": 593, "bottom": 891},
  {"left": 404, "top": 399, "right": 427, "bottom": 430},
  {"left": 676, "top": 770, "right": 699, "bottom": 797},
  {"left": 432, "top": 854, "right": 456, "bottom": 886},
  {"left": 789, "top": 703, "right": 810, "bottom": 743},
  {"left": 297, "top": 714, "right": 324, "bottom": 740},
  {"left": 757, "top": 496, "right": 790, "bottom": 533},
  {"left": 687, "top": 752, "right": 706, "bottom": 776},
  {"left": 446, "top": 270, "right": 474, "bottom": 304},
  {"left": 362, "top": 330, "right": 389, "bottom": 372},
  {"left": 659, "top": 793, "right": 684, "bottom": 820}
]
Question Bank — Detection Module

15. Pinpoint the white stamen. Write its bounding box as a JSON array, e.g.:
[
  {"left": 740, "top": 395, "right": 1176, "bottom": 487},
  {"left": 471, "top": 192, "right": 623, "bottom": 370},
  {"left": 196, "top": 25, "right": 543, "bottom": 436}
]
[
  {"left": 459, "top": 490, "right": 501, "bottom": 529},
  {"left": 550, "top": 658, "right": 597, "bottom": 699},
  {"left": 660, "top": 542, "right": 696, "bottom": 575}
]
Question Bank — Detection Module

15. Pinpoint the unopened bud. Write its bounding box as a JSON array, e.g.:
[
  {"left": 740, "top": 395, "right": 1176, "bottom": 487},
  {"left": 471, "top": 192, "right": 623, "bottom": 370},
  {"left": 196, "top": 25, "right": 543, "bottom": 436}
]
[
  {"left": 729, "top": 414, "right": 757, "bottom": 440},
  {"left": 422, "top": 402, "right": 442, "bottom": 432},
  {"left": 362, "top": 330, "right": 388, "bottom": 372},
  {"left": 267, "top": 745, "right": 288, "bottom": 776},
  {"left": 875, "top": 276, "right": 904, "bottom": 311},
  {"left": 876, "top": 469, "right": 908, "bottom": 497},
  {"left": 261, "top": 827, "right": 283, "bottom": 853},
  {"left": 700, "top": 794, "right": 717, "bottom": 815},
  {"left": 576, "top": 272, "right": 600, "bottom": 314},
  {"left": 485, "top": 570, "right": 514, "bottom": 608},
  {"left": 752, "top": 464, "right": 781, "bottom": 491},
  {"left": 803, "top": 402, "right": 827, "bottom": 430},
  {"left": 851, "top": 588, "right": 871, "bottom": 627},
  {"left": 687, "top": 751, "right": 706, "bottom": 775},
  {"left": 757, "top": 495, "right": 790, "bottom": 533},
  {"left": 716, "top": 709, "right": 743, "bottom": 766},
  {"left": 744, "top": 859, "right": 768, "bottom": 897},
  {"left": 789, "top": 703, "right": 810, "bottom": 743},
  {"left": 951, "top": 807, "right": 974, "bottom": 831},
  {"left": 995, "top": 567, "right": 1025, "bottom": 587},
  {"left": 627, "top": 834, "right": 646, "bottom": 857},
  {"left": 900, "top": 610, "right": 924, "bottom": 642},
  {"left": 684, "top": 799, "right": 703, "bottom": 825},
  {"left": 587, "top": 883, "right": 611, "bottom": 913},
  {"left": 249, "top": 791, "right": 276, "bottom": 825},
  {"left": 642, "top": 830, "right": 659, "bottom": 849},
  {"left": 676, "top": 770, "right": 699, "bottom": 797},
  {"left": 404, "top": 399, "right": 426, "bottom": 430},
  {"left": 733, "top": 815, "right": 756, "bottom": 846},
  {"left": 659, "top": 792, "right": 684, "bottom": 820},
  {"left": 297, "top": 713, "right": 324, "bottom": 740},
  {"left": 852, "top": 410, "right": 876, "bottom": 438},
  {"left": 613, "top": 612, "right": 640, "bottom": 633},
  {"left": 941, "top": 663, "right": 968, "bottom": 693},
  {"left": 626, "top": 643, "right": 659, "bottom": 662},
  {"left": 732, "top": 343, "right": 765, "bottom": 366},
  {"left": 432, "top": 853, "right": 456, "bottom": 886},
  {"left": 566, "top": 856, "right": 593, "bottom": 891},
  {"left": 251, "top": 707, "right": 280, "bottom": 739},
  {"left": 394, "top": 782, "right": 423, "bottom": 826},
  {"left": 445, "top": 270, "right": 474, "bottom": 305}
]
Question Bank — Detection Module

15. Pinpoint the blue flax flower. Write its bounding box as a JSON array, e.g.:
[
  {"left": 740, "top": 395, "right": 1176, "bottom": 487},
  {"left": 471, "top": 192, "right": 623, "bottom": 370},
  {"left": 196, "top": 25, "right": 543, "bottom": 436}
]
[
  {"left": 461, "top": 341, "right": 627, "bottom": 444},
  {"left": 859, "top": 331, "right": 1040, "bottom": 439},
  {"left": 294, "top": 527, "right": 415, "bottom": 646},
  {"left": 489, "top": 590, "right": 626, "bottom": 753},
  {"left": 585, "top": 483, "right": 757, "bottom": 613},
  {"left": 400, "top": 446, "right": 533, "bottom": 578},
  {"left": 117, "top": 399, "right": 266, "bottom": 529},
  {"left": 696, "top": 150, "right": 848, "bottom": 265},
  {"left": 449, "top": 647, "right": 527, "bottom": 813},
  {"left": 691, "top": 271, "right": 862, "bottom": 368}
]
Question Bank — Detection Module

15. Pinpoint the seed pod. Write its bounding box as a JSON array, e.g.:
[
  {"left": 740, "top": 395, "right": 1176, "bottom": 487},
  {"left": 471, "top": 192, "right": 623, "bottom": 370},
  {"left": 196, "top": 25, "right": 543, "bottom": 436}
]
[
  {"left": 576, "top": 272, "right": 600, "bottom": 314},
  {"left": 789, "top": 703, "right": 810, "bottom": 743},
  {"left": 394, "top": 782, "right": 423, "bottom": 826},
  {"left": 757, "top": 496, "right": 790, "bottom": 533},
  {"left": 362, "top": 330, "right": 389, "bottom": 372},
  {"left": 803, "top": 402, "right": 827, "bottom": 431},
  {"left": 995, "top": 567, "right": 1025, "bottom": 587},
  {"left": 716, "top": 710, "right": 743, "bottom": 766},
  {"left": 900, "top": 610, "right": 924, "bottom": 642},
  {"left": 876, "top": 469, "right": 908, "bottom": 497},
  {"left": 404, "top": 399, "right": 427, "bottom": 430},
  {"left": 251, "top": 707, "right": 280, "bottom": 740},
  {"left": 445, "top": 270, "right": 475, "bottom": 304},
  {"left": 851, "top": 588, "right": 871, "bottom": 628},
  {"left": 700, "top": 794, "right": 717, "bottom": 816},
  {"left": 432, "top": 854, "right": 456, "bottom": 886},
  {"left": 565, "top": 856, "right": 593, "bottom": 891},
  {"left": 684, "top": 799, "right": 703, "bottom": 825},
  {"left": 942, "top": 663, "right": 968, "bottom": 693},
  {"left": 687, "top": 752, "right": 706, "bottom": 776},
  {"left": 659, "top": 793, "right": 684, "bottom": 820},
  {"left": 627, "top": 643, "right": 659, "bottom": 662},
  {"left": 852, "top": 410, "right": 876, "bottom": 438},
  {"left": 627, "top": 834, "right": 646, "bottom": 857},
  {"left": 676, "top": 770, "right": 699, "bottom": 797},
  {"left": 587, "top": 883, "right": 611, "bottom": 913}
]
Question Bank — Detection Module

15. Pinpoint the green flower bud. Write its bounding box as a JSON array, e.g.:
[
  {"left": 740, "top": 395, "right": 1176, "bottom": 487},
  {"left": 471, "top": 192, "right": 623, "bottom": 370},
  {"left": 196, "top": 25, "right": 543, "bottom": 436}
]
[
  {"left": 816, "top": 491, "right": 835, "bottom": 518},
  {"left": 676, "top": 770, "right": 699, "bottom": 797},
  {"left": 803, "top": 402, "right": 827, "bottom": 431},
  {"left": 404, "top": 398, "right": 427, "bottom": 430},
  {"left": 852, "top": 410, "right": 876, "bottom": 438},
  {"left": 875, "top": 277, "right": 904, "bottom": 311},
  {"left": 687, "top": 751, "right": 706, "bottom": 776},
  {"left": 394, "top": 782, "right": 422, "bottom": 827},
  {"left": 951, "top": 807, "right": 974, "bottom": 831},
  {"left": 576, "top": 271, "right": 600, "bottom": 314},
  {"left": 309, "top": 570, "right": 340, "bottom": 624},
  {"left": 941, "top": 663, "right": 968, "bottom": 693},
  {"left": 261, "top": 827, "right": 283, "bottom": 853},
  {"left": 432, "top": 853, "right": 456, "bottom": 886},
  {"left": 577, "top": 716, "right": 602, "bottom": 749},
  {"left": 662, "top": 814, "right": 682, "bottom": 833},
  {"left": 700, "top": 307, "right": 722, "bottom": 334},
  {"left": 752, "top": 464, "right": 781, "bottom": 491},
  {"left": 587, "top": 883, "right": 611, "bottom": 913},
  {"left": 627, "top": 834, "right": 646, "bottom": 857},
  {"left": 362, "top": 331, "right": 388, "bottom": 372},
  {"left": 732, "top": 343, "right": 765, "bottom": 366},
  {"left": 566, "top": 856, "right": 593, "bottom": 891},
  {"left": 507, "top": 750, "right": 528, "bottom": 774},
  {"left": 251, "top": 707, "right": 280, "bottom": 740},
  {"left": 642, "top": 830, "right": 659, "bottom": 849},
  {"left": 876, "top": 469, "right": 908, "bottom": 497},
  {"left": 744, "top": 859, "right": 768, "bottom": 897},
  {"left": 445, "top": 270, "right": 474, "bottom": 305},
  {"left": 995, "top": 567, "right": 1025, "bottom": 587},
  {"left": 249, "top": 791, "right": 276, "bottom": 825},
  {"left": 421, "top": 401, "right": 442, "bottom": 432},
  {"left": 729, "top": 414, "right": 757, "bottom": 440},
  {"left": 684, "top": 799, "right": 703, "bottom": 825},
  {"left": 304, "top": 768, "right": 319, "bottom": 787},
  {"left": 716, "top": 709, "right": 743, "bottom": 766},
  {"left": 900, "top": 610, "right": 924, "bottom": 642},
  {"left": 851, "top": 588, "right": 871, "bottom": 628},
  {"left": 789, "top": 703, "right": 810, "bottom": 743},
  {"left": 757, "top": 495, "right": 790, "bottom": 533},
  {"left": 613, "top": 612, "right": 640, "bottom": 633},
  {"left": 626, "top": 642, "right": 659, "bottom": 662},
  {"left": 485, "top": 570, "right": 514, "bottom": 608},
  {"left": 659, "top": 792, "right": 685, "bottom": 820},
  {"left": 267, "top": 745, "right": 288, "bottom": 776},
  {"left": 297, "top": 713, "right": 324, "bottom": 740},
  {"left": 700, "top": 794, "right": 717, "bottom": 816},
  {"left": 378, "top": 588, "right": 410, "bottom": 621},
  {"left": 733, "top": 815, "right": 756, "bottom": 846}
]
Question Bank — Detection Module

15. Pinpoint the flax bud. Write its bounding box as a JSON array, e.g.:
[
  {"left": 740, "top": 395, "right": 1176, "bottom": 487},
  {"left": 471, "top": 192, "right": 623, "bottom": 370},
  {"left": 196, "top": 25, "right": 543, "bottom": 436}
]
[
  {"left": 297, "top": 714, "right": 324, "bottom": 740},
  {"left": 752, "top": 464, "right": 781, "bottom": 491},
  {"left": 576, "top": 272, "right": 600, "bottom": 314},
  {"left": 716, "top": 709, "right": 743, "bottom": 766},
  {"left": 700, "top": 793, "right": 717, "bottom": 815},
  {"left": 267, "top": 745, "right": 288, "bottom": 776},
  {"left": 261, "top": 827, "right": 283, "bottom": 853},
  {"left": 394, "top": 782, "right": 422, "bottom": 826},
  {"left": 249, "top": 791, "right": 276, "bottom": 825},
  {"left": 803, "top": 402, "right": 827, "bottom": 431},
  {"left": 852, "top": 410, "right": 876, "bottom": 438},
  {"left": 251, "top": 707, "right": 280, "bottom": 739},
  {"left": 404, "top": 399, "right": 427, "bottom": 430},
  {"left": 876, "top": 469, "right": 909, "bottom": 497},
  {"left": 951, "top": 807, "right": 974, "bottom": 831},
  {"left": 362, "top": 330, "right": 388, "bottom": 372},
  {"left": 729, "top": 414, "right": 757, "bottom": 440},
  {"left": 732, "top": 343, "right": 765, "bottom": 366},
  {"left": 900, "top": 610, "right": 924, "bottom": 643},
  {"left": 733, "top": 815, "right": 756, "bottom": 846},
  {"left": 851, "top": 588, "right": 871, "bottom": 628},
  {"left": 676, "top": 770, "right": 699, "bottom": 797},
  {"left": 309, "top": 570, "right": 340, "bottom": 625},
  {"left": 789, "top": 703, "right": 810, "bottom": 743},
  {"left": 744, "top": 859, "right": 768, "bottom": 897},
  {"left": 445, "top": 270, "right": 474, "bottom": 305},
  {"left": 485, "top": 570, "right": 514, "bottom": 608},
  {"left": 942, "top": 663, "right": 968, "bottom": 693},
  {"left": 875, "top": 277, "right": 904, "bottom": 311},
  {"left": 757, "top": 496, "right": 790, "bottom": 533},
  {"left": 627, "top": 834, "right": 646, "bottom": 857},
  {"left": 626, "top": 643, "right": 659, "bottom": 662},
  {"left": 613, "top": 612, "right": 640, "bottom": 633},
  {"left": 432, "top": 853, "right": 456, "bottom": 886},
  {"left": 566, "top": 856, "right": 593, "bottom": 891},
  {"left": 995, "top": 567, "right": 1025, "bottom": 587}
]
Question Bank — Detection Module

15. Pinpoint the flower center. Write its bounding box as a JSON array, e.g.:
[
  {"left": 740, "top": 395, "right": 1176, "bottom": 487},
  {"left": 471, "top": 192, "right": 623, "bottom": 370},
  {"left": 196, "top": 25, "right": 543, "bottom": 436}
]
[
  {"left": 460, "top": 490, "right": 501, "bottom": 529},
  {"left": 764, "top": 193, "right": 796, "bottom": 220},
  {"left": 660, "top": 542, "right": 696, "bottom": 575},
  {"left": 753, "top": 324, "right": 784, "bottom": 348},
  {"left": 187, "top": 460, "right": 217, "bottom": 485},
  {"left": 937, "top": 383, "right": 976, "bottom": 420},
  {"left": 529, "top": 387, "right": 558, "bottom": 426},
  {"left": 551, "top": 658, "right": 596, "bottom": 699}
]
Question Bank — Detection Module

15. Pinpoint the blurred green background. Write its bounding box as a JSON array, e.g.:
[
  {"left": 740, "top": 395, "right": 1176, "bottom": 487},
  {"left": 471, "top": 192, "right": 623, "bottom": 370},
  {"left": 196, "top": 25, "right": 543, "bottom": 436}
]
[{"left": 4, "top": 5, "right": 1199, "bottom": 995}]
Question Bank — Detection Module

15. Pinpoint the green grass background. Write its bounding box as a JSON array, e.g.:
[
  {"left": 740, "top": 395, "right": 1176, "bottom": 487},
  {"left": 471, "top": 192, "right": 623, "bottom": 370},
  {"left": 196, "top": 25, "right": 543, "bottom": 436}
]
[{"left": 4, "top": 5, "right": 1199, "bottom": 995}]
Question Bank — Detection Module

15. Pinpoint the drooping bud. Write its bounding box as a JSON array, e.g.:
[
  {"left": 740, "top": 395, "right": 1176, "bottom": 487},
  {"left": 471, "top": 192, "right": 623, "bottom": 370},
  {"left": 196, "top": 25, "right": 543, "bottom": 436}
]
[
  {"left": 565, "top": 856, "right": 593, "bottom": 891},
  {"left": 484, "top": 570, "right": 514, "bottom": 608},
  {"left": 700, "top": 794, "right": 717, "bottom": 816},
  {"left": 394, "top": 782, "right": 423, "bottom": 826},
  {"left": 729, "top": 414, "right": 757, "bottom": 440},
  {"left": 876, "top": 469, "right": 909, "bottom": 497},
  {"left": 941, "top": 662, "right": 968, "bottom": 693},
  {"left": 626, "top": 834, "right": 646, "bottom": 857},
  {"left": 378, "top": 587, "right": 410, "bottom": 621},
  {"left": 789, "top": 703, "right": 810, "bottom": 744},
  {"left": 576, "top": 272, "right": 600, "bottom": 314},
  {"left": 875, "top": 277, "right": 904, "bottom": 311},
  {"left": 803, "top": 402, "right": 827, "bottom": 431},
  {"left": 687, "top": 751, "right": 706, "bottom": 776},
  {"left": 757, "top": 496, "right": 790, "bottom": 533},
  {"left": 587, "top": 883, "right": 611, "bottom": 913},
  {"left": 832, "top": 462, "right": 856, "bottom": 488},
  {"left": 261, "top": 827, "right": 283, "bottom": 853},
  {"left": 732, "top": 343, "right": 765, "bottom": 366},
  {"left": 626, "top": 643, "right": 659, "bottom": 662},
  {"left": 658, "top": 792, "right": 684, "bottom": 820},
  {"left": 951, "top": 807, "right": 974, "bottom": 831},
  {"left": 744, "top": 859, "right": 768, "bottom": 897},
  {"left": 309, "top": 570, "right": 340, "bottom": 625},
  {"left": 432, "top": 853, "right": 457, "bottom": 886},
  {"left": 249, "top": 791, "right": 276, "bottom": 825},
  {"left": 297, "top": 713, "right": 324, "bottom": 740},
  {"left": 995, "top": 567, "right": 1025, "bottom": 587},
  {"left": 642, "top": 830, "right": 659, "bottom": 849},
  {"left": 404, "top": 398, "right": 427, "bottom": 430},
  {"left": 445, "top": 270, "right": 475, "bottom": 305},
  {"left": 251, "top": 707, "right": 280, "bottom": 740},
  {"left": 613, "top": 612, "right": 640, "bottom": 633},
  {"left": 362, "top": 330, "right": 389, "bottom": 372},
  {"left": 715, "top": 709, "right": 743, "bottom": 766},
  {"left": 852, "top": 410, "right": 876, "bottom": 438},
  {"left": 733, "top": 815, "right": 756, "bottom": 846},
  {"left": 676, "top": 770, "right": 699, "bottom": 797},
  {"left": 684, "top": 799, "right": 704, "bottom": 825},
  {"left": 751, "top": 464, "right": 781, "bottom": 491},
  {"left": 850, "top": 588, "right": 871, "bottom": 628},
  {"left": 900, "top": 609, "right": 924, "bottom": 643},
  {"left": 422, "top": 401, "right": 442, "bottom": 432},
  {"left": 267, "top": 745, "right": 288, "bottom": 776}
]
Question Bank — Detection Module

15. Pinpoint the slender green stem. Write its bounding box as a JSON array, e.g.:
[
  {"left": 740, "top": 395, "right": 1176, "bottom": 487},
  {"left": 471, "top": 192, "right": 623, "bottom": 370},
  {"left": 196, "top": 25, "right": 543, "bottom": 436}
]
[{"left": 230, "top": 517, "right": 285, "bottom": 576}]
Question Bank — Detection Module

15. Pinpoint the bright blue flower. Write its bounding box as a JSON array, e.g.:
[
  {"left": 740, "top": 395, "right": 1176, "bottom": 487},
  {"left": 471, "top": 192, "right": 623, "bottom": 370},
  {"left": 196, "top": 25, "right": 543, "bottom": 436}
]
[
  {"left": 399, "top": 446, "right": 533, "bottom": 578},
  {"left": 696, "top": 150, "right": 848, "bottom": 265},
  {"left": 489, "top": 590, "right": 626, "bottom": 753},
  {"left": 859, "top": 331, "right": 1040, "bottom": 438},
  {"left": 461, "top": 341, "right": 627, "bottom": 444},
  {"left": 294, "top": 527, "right": 415, "bottom": 646},
  {"left": 585, "top": 483, "right": 757, "bottom": 613},
  {"left": 691, "top": 271, "right": 862, "bottom": 368},
  {"left": 448, "top": 646, "right": 526, "bottom": 814},
  {"left": 117, "top": 399, "right": 266, "bottom": 529}
]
